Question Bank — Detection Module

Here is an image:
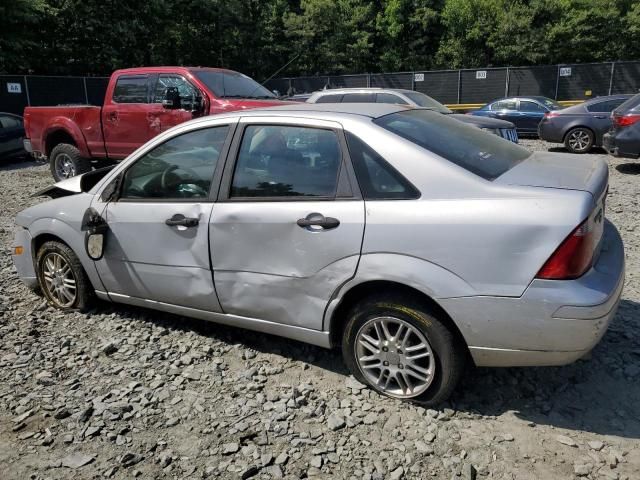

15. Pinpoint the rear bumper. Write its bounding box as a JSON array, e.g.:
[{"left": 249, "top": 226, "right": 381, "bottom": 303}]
[
  {"left": 12, "top": 227, "right": 38, "bottom": 290},
  {"left": 23, "top": 138, "right": 33, "bottom": 154},
  {"left": 603, "top": 131, "right": 640, "bottom": 158},
  {"left": 537, "top": 121, "right": 563, "bottom": 143},
  {"left": 441, "top": 220, "right": 625, "bottom": 367}
]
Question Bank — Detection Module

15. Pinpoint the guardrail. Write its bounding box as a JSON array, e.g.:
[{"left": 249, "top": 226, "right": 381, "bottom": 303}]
[{"left": 446, "top": 99, "right": 585, "bottom": 111}]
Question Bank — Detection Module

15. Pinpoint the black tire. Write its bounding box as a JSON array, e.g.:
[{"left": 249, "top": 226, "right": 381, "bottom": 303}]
[
  {"left": 564, "top": 127, "right": 594, "bottom": 154},
  {"left": 342, "top": 293, "right": 465, "bottom": 406},
  {"left": 49, "top": 143, "right": 92, "bottom": 181},
  {"left": 36, "top": 241, "right": 94, "bottom": 311}
]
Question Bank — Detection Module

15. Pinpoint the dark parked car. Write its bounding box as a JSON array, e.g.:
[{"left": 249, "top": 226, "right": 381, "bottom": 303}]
[
  {"left": 0, "top": 113, "right": 26, "bottom": 160},
  {"left": 470, "top": 96, "right": 563, "bottom": 136},
  {"left": 603, "top": 92, "right": 640, "bottom": 159},
  {"left": 538, "top": 95, "right": 632, "bottom": 153}
]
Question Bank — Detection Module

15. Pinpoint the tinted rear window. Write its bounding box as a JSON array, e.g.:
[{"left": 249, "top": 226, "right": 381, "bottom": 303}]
[
  {"left": 614, "top": 93, "right": 640, "bottom": 113},
  {"left": 374, "top": 110, "right": 531, "bottom": 180}
]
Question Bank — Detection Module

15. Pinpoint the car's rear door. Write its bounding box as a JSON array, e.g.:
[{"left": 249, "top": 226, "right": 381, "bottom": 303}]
[
  {"left": 102, "top": 74, "right": 155, "bottom": 159},
  {"left": 210, "top": 117, "right": 365, "bottom": 330},
  {"left": 94, "top": 122, "right": 235, "bottom": 311},
  {"left": 490, "top": 99, "right": 522, "bottom": 128}
]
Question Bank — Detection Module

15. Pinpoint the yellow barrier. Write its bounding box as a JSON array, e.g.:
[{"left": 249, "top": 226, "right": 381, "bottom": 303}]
[{"left": 445, "top": 99, "right": 585, "bottom": 111}]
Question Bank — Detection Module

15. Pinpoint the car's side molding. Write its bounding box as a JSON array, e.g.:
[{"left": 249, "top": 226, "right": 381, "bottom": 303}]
[{"left": 97, "top": 291, "right": 332, "bottom": 348}]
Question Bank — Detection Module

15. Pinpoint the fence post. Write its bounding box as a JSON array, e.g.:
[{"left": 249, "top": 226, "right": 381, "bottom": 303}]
[
  {"left": 608, "top": 62, "right": 615, "bottom": 96},
  {"left": 23, "top": 75, "right": 32, "bottom": 107},
  {"left": 367, "top": 73, "right": 371, "bottom": 88},
  {"left": 83, "top": 77, "right": 89, "bottom": 104},
  {"left": 504, "top": 67, "right": 510, "bottom": 97},
  {"left": 411, "top": 71, "right": 415, "bottom": 91},
  {"left": 554, "top": 65, "right": 560, "bottom": 100},
  {"left": 457, "top": 70, "right": 461, "bottom": 104}
]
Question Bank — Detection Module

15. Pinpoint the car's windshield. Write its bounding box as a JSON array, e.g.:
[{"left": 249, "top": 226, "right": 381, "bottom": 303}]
[
  {"left": 614, "top": 92, "right": 640, "bottom": 113},
  {"left": 375, "top": 109, "right": 531, "bottom": 180},
  {"left": 192, "top": 70, "right": 275, "bottom": 99},
  {"left": 402, "top": 91, "right": 452, "bottom": 114},
  {"left": 538, "top": 97, "right": 562, "bottom": 110}
]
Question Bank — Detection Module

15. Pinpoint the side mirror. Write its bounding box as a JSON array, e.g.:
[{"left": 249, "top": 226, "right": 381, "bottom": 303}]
[
  {"left": 162, "top": 87, "right": 181, "bottom": 109},
  {"left": 81, "top": 208, "right": 108, "bottom": 260}
]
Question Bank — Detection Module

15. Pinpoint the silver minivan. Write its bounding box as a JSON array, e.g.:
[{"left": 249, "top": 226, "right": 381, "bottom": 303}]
[{"left": 12, "top": 104, "right": 624, "bottom": 404}]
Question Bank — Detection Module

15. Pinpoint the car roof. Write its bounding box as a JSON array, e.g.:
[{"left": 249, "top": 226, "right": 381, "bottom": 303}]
[
  {"left": 581, "top": 94, "right": 632, "bottom": 103},
  {"left": 113, "top": 66, "right": 238, "bottom": 75},
  {"left": 232, "top": 102, "right": 413, "bottom": 119},
  {"left": 312, "top": 88, "right": 416, "bottom": 96}
]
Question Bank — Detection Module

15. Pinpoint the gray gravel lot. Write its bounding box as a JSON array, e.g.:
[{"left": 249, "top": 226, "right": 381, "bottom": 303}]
[{"left": 0, "top": 140, "right": 639, "bottom": 480}]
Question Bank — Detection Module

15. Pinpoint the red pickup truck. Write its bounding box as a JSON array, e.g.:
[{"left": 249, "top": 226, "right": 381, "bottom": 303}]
[{"left": 23, "top": 66, "right": 290, "bottom": 180}]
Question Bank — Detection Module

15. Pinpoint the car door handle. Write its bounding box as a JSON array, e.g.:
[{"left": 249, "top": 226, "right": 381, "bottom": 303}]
[
  {"left": 108, "top": 111, "right": 118, "bottom": 122},
  {"left": 595, "top": 115, "right": 607, "bottom": 119},
  {"left": 165, "top": 214, "right": 199, "bottom": 227},
  {"left": 297, "top": 215, "right": 340, "bottom": 230}
]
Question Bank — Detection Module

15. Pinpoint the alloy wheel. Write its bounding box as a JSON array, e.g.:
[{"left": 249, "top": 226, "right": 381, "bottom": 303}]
[
  {"left": 55, "top": 153, "right": 76, "bottom": 179},
  {"left": 42, "top": 252, "right": 77, "bottom": 307},
  {"left": 567, "top": 129, "right": 591, "bottom": 152},
  {"left": 355, "top": 316, "right": 436, "bottom": 398}
]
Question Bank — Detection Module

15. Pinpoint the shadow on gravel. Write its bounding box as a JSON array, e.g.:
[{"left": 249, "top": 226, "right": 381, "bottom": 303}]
[
  {"left": 546, "top": 146, "right": 609, "bottom": 155},
  {"left": 89, "top": 296, "right": 640, "bottom": 439},
  {"left": 615, "top": 163, "right": 640, "bottom": 175},
  {"left": 0, "top": 157, "right": 39, "bottom": 171}
]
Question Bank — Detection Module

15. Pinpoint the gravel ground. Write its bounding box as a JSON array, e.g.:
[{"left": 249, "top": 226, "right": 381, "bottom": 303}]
[{"left": 0, "top": 140, "right": 639, "bottom": 480}]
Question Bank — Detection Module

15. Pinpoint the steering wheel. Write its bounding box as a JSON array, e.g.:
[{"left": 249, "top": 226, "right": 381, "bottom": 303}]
[{"left": 160, "top": 164, "right": 201, "bottom": 192}]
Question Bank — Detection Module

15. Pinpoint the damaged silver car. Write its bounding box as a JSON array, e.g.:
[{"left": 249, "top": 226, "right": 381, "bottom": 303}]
[{"left": 12, "top": 104, "right": 624, "bottom": 404}]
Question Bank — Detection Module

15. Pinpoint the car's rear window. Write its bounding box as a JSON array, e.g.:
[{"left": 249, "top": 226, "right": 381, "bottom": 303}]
[
  {"left": 614, "top": 92, "right": 640, "bottom": 113},
  {"left": 374, "top": 109, "right": 531, "bottom": 180}
]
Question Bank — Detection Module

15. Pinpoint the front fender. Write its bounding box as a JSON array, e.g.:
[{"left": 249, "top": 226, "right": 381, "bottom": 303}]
[
  {"left": 28, "top": 216, "right": 106, "bottom": 293},
  {"left": 44, "top": 118, "right": 90, "bottom": 157},
  {"left": 323, "top": 252, "right": 477, "bottom": 331}
]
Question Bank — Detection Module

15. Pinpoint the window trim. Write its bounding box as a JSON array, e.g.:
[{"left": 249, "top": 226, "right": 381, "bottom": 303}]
[
  {"left": 111, "top": 74, "right": 152, "bottom": 105},
  {"left": 114, "top": 123, "right": 236, "bottom": 203},
  {"left": 217, "top": 122, "right": 362, "bottom": 203}
]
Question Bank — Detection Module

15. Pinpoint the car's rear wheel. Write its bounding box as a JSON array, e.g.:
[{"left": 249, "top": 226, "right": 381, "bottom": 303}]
[
  {"left": 50, "top": 143, "right": 91, "bottom": 181},
  {"left": 341, "top": 293, "right": 465, "bottom": 405},
  {"left": 564, "top": 127, "right": 594, "bottom": 154},
  {"left": 36, "top": 241, "right": 93, "bottom": 311}
]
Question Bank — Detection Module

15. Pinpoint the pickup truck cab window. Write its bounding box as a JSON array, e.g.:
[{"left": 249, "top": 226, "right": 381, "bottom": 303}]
[
  {"left": 112, "top": 75, "right": 149, "bottom": 104},
  {"left": 230, "top": 125, "right": 342, "bottom": 198},
  {"left": 120, "top": 126, "right": 230, "bottom": 200},
  {"left": 153, "top": 75, "right": 200, "bottom": 110}
]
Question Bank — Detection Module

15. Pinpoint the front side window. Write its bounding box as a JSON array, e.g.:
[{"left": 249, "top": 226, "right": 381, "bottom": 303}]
[
  {"left": 120, "top": 126, "right": 229, "bottom": 200},
  {"left": 113, "top": 76, "right": 148, "bottom": 104},
  {"left": 315, "top": 94, "right": 344, "bottom": 103},
  {"left": 342, "top": 93, "right": 375, "bottom": 103},
  {"left": 346, "top": 132, "right": 419, "bottom": 199},
  {"left": 402, "top": 91, "right": 450, "bottom": 113},
  {"left": 153, "top": 75, "right": 200, "bottom": 110},
  {"left": 0, "top": 115, "right": 21, "bottom": 128},
  {"left": 519, "top": 101, "right": 546, "bottom": 112},
  {"left": 375, "top": 110, "right": 531, "bottom": 180},
  {"left": 230, "top": 125, "right": 341, "bottom": 198}
]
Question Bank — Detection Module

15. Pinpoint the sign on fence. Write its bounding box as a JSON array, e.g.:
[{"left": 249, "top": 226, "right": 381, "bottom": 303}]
[
  {"left": 7, "top": 83, "right": 22, "bottom": 93},
  {"left": 414, "top": 73, "right": 424, "bottom": 82},
  {"left": 559, "top": 67, "right": 572, "bottom": 77},
  {"left": 475, "top": 71, "right": 487, "bottom": 80}
]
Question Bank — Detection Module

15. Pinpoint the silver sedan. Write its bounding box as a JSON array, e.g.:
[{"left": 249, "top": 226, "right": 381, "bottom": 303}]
[{"left": 12, "top": 104, "right": 624, "bottom": 405}]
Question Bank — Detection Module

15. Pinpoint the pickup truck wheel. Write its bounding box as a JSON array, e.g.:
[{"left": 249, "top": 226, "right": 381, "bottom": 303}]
[
  {"left": 50, "top": 143, "right": 91, "bottom": 181},
  {"left": 341, "top": 293, "right": 465, "bottom": 406},
  {"left": 36, "top": 241, "right": 94, "bottom": 311}
]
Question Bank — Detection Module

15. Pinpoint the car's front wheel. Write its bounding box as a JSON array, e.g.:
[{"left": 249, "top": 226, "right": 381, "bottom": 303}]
[
  {"left": 341, "top": 293, "right": 465, "bottom": 405},
  {"left": 36, "top": 241, "right": 93, "bottom": 311},
  {"left": 564, "top": 127, "right": 594, "bottom": 153}
]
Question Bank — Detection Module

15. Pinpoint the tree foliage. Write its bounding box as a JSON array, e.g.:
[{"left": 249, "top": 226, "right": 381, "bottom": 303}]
[{"left": 1, "top": 0, "right": 639, "bottom": 77}]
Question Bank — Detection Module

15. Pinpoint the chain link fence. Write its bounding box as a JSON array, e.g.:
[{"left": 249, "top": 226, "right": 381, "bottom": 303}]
[{"left": 1, "top": 61, "right": 639, "bottom": 116}]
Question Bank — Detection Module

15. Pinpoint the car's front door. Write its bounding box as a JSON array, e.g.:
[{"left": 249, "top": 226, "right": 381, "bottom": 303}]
[
  {"left": 210, "top": 118, "right": 365, "bottom": 330},
  {"left": 94, "top": 123, "right": 234, "bottom": 311},
  {"left": 148, "top": 74, "right": 201, "bottom": 136}
]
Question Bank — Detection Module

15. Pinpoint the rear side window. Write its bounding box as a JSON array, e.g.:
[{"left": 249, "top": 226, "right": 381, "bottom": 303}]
[
  {"left": 587, "top": 98, "right": 628, "bottom": 113},
  {"left": 342, "top": 93, "right": 375, "bottom": 103},
  {"left": 113, "top": 76, "right": 149, "bottom": 103},
  {"left": 492, "top": 100, "right": 517, "bottom": 110},
  {"left": 376, "top": 93, "right": 408, "bottom": 105},
  {"left": 519, "top": 101, "right": 546, "bottom": 112},
  {"left": 230, "top": 125, "right": 342, "bottom": 198},
  {"left": 0, "top": 115, "right": 21, "bottom": 128},
  {"left": 315, "top": 94, "right": 344, "bottom": 103},
  {"left": 346, "top": 132, "right": 419, "bottom": 199},
  {"left": 375, "top": 110, "right": 531, "bottom": 180}
]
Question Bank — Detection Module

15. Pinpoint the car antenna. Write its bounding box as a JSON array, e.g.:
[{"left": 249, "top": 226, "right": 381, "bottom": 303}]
[{"left": 248, "top": 53, "right": 301, "bottom": 98}]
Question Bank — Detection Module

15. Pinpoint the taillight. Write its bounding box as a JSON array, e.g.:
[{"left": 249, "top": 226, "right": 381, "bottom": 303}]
[
  {"left": 544, "top": 111, "right": 559, "bottom": 119},
  {"left": 612, "top": 113, "right": 640, "bottom": 128},
  {"left": 23, "top": 113, "right": 30, "bottom": 136},
  {"left": 536, "top": 219, "right": 595, "bottom": 280}
]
